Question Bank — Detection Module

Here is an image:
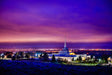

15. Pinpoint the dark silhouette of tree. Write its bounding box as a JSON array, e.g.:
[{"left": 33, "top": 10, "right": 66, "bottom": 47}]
[
  {"left": 91, "top": 55, "right": 93, "bottom": 59},
  {"left": 19, "top": 52, "right": 24, "bottom": 58},
  {"left": 39, "top": 53, "right": 43, "bottom": 60},
  {"left": 7, "top": 55, "right": 12, "bottom": 58},
  {"left": 12, "top": 53, "right": 18, "bottom": 60},
  {"left": 101, "top": 55, "right": 109, "bottom": 63},
  {"left": 17, "top": 55, "right": 21, "bottom": 60},
  {"left": 52, "top": 55, "right": 56, "bottom": 62},
  {"left": 1, "top": 55, "right": 4, "bottom": 59},
  {"left": 63, "top": 59, "right": 68, "bottom": 63},
  {"left": 25, "top": 53, "right": 30, "bottom": 59},
  {"left": 72, "top": 57, "right": 74, "bottom": 61},
  {"left": 15, "top": 53, "right": 18, "bottom": 60},
  {"left": 57, "top": 58, "right": 63, "bottom": 63},
  {"left": 12, "top": 56, "right": 16, "bottom": 60},
  {"left": 43, "top": 53, "right": 49, "bottom": 61},
  {"left": 40, "top": 53, "right": 42, "bottom": 57},
  {"left": 79, "top": 56, "right": 82, "bottom": 62}
]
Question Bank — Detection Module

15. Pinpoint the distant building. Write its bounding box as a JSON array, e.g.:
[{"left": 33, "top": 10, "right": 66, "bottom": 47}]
[
  {"left": 49, "top": 40, "right": 89, "bottom": 61},
  {"left": 108, "top": 57, "right": 112, "bottom": 64},
  {"left": 48, "top": 40, "right": 71, "bottom": 61},
  {"left": 58, "top": 39, "right": 69, "bottom": 56}
]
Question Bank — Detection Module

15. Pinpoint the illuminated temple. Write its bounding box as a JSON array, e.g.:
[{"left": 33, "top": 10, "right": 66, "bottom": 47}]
[
  {"left": 49, "top": 40, "right": 76, "bottom": 61},
  {"left": 58, "top": 40, "right": 69, "bottom": 56},
  {"left": 48, "top": 40, "right": 89, "bottom": 61}
]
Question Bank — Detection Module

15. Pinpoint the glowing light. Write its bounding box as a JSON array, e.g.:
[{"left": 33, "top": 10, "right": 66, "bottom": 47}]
[
  {"left": 69, "top": 53, "right": 75, "bottom": 55},
  {"left": 82, "top": 57, "right": 86, "bottom": 61},
  {"left": 108, "top": 57, "right": 111, "bottom": 61},
  {"left": 35, "top": 54, "right": 38, "bottom": 57},
  {"left": 69, "top": 50, "right": 72, "bottom": 52},
  {"left": 86, "top": 53, "right": 89, "bottom": 54}
]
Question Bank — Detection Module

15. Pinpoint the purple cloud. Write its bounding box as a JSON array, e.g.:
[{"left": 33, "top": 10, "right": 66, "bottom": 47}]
[{"left": 0, "top": 0, "right": 112, "bottom": 42}]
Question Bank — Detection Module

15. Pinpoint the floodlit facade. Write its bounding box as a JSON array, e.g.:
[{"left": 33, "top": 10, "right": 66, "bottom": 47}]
[{"left": 49, "top": 40, "right": 89, "bottom": 61}]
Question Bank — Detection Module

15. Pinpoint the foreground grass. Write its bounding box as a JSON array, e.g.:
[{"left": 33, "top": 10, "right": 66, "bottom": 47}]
[{"left": 0, "top": 60, "right": 112, "bottom": 75}]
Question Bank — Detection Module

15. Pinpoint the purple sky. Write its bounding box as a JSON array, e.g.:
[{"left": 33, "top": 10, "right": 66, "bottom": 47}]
[{"left": 0, "top": 0, "right": 112, "bottom": 43}]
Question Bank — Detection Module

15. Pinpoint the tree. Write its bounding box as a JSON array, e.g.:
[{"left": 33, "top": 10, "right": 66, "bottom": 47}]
[
  {"left": 57, "top": 58, "right": 63, "bottom": 63},
  {"left": 52, "top": 55, "right": 56, "bottom": 62},
  {"left": 40, "top": 53, "right": 42, "bottom": 57},
  {"left": 91, "top": 55, "right": 93, "bottom": 59},
  {"left": 72, "top": 57, "right": 74, "bottom": 61},
  {"left": 19, "top": 52, "right": 24, "bottom": 58},
  {"left": 39, "top": 53, "right": 43, "bottom": 60},
  {"left": 12, "top": 56, "right": 16, "bottom": 60},
  {"left": 79, "top": 56, "right": 82, "bottom": 62},
  {"left": 7, "top": 55, "right": 12, "bottom": 58},
  {"left": 25, "top": 53, "right": 30, "bottom": 59},
  {"left": 17, "top": 55, "right": 21, "bottom": 60},
  {"left": 101, "top": 55, "right": 109, "bottom": 63},
  {"left": 1, "top": 53, "right": 4, "bottom": 59},
  {"left": 63, "top": 59, "right": 68, "bottom": 63},
  {"left": 43, "top": 53, "right": 49, "bottom": 62},
  {"left": 1, "top": 55, "right": 4, "bottom": 59}
]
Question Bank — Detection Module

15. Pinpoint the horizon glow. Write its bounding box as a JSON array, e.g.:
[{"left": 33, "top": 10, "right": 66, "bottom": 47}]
[{"left": 0, "top": 0, "right": 112, "bottom": 43}]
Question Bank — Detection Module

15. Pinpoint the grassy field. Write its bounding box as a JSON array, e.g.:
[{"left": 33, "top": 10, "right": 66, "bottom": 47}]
[{"left": 0, "top": 60, "right": 112, "bottom": 75}]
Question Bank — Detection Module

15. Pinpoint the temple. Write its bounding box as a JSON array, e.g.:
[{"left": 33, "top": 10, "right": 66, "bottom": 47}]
[
  {"left": 48, "top": 40, "right": 76, "bottom": 61},
  {"left": 48, "top": 39, "right": 89, "bottom": 61},
  {"left": 58, "top": 39, "right": 69, "bottom": 56}
]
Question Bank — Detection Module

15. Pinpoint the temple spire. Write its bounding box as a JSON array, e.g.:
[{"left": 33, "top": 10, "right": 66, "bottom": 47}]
[{"left": 64, "top": 37, "right": 66, "bottom": 48}]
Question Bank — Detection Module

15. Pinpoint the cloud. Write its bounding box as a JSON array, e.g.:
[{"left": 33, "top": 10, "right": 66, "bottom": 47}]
[{"left": 0, "top": 0, "right": 112, "bottom": 42}]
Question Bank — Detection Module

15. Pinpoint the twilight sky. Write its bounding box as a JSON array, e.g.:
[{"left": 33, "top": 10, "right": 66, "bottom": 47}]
[{"left": 0, "top": 0, "right": 112, "bottom": 43}]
